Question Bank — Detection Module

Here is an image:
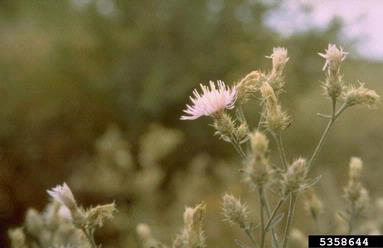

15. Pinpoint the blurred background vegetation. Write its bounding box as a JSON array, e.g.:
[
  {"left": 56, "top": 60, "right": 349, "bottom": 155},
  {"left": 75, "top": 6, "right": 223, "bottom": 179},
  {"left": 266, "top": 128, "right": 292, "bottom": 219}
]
[{"left": 1, "top": 0, "right": 382, "bottom": 247}]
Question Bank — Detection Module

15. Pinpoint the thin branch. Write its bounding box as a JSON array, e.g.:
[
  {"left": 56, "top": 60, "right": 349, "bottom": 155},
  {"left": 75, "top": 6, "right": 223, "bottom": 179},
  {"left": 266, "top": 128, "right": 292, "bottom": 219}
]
[{"left": 282, "top": 193, "right": 297, "bottom": 248}]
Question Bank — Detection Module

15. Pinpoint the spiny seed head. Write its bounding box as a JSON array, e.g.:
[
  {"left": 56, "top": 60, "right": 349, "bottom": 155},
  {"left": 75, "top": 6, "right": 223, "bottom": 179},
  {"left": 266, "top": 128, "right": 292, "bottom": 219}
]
[
  {"left": 343, "top": 83, "right": 380, "bottom": 108},
  {"left": 222, "top": 194, "right": 249, "bottom": 228}
]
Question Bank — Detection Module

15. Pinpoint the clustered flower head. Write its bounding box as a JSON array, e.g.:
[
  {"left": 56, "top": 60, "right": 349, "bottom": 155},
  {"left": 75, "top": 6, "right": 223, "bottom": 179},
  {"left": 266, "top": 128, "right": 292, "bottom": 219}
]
[
  {"left": 342, "top": 83, "right": 380, "bottom": 108},
  {"left": 222, "top": 194, "right": 249, "bottom": 228},
  {"left": 260, "top": 82, "right": 290, "bottom": 132},
  {"left": 180, "top": 81, "right": 237, "bottom": 120}
]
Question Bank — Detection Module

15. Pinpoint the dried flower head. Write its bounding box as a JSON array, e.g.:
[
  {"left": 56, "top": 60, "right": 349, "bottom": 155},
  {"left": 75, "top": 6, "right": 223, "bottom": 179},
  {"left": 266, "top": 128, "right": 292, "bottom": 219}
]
[
  {"left": 319, "top": 44, "right": 348, "bottom": 72},
  {"left": 47, "top": 183, "right": 77, "bottom": 211},
  {"left": 86, "top": 203, "right": 116, "bottom": 227},
  {"left": 222, "top": 194, "right": 249, "bottom": 228},
  {"left": 181, "top": 81, "right": 236, "bottom": 120},
  {"left": 343, "top": 83, "right": 380, "bottom": 108},
  {"left": 344, "top": 157, "right": 366, "bottom": 204},
  {"left": 260, "top": 82, "right": 290, "bottom": 131},
  {"left": 235, "top": 70, "right": 263, "bottom": 103}
]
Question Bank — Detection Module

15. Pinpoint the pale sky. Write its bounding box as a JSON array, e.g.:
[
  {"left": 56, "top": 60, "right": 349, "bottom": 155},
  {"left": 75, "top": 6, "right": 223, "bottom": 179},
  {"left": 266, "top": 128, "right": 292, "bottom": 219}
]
[{"left": 266, "top": 0, "right": 383, "bottom": 60}]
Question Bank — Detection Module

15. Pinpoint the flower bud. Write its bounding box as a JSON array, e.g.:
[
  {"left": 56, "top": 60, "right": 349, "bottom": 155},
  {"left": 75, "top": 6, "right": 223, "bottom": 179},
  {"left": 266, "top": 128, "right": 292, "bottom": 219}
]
[
  {"left": 222, "top": 194, "right": 249, "bottom": 228},
  {"left": 212, "top": 112, "right": 235, "bottom": 142},
  {"left": 260, "top": 82, "right": 290, "bottom": 132},
  {"left": 250, "top": 131, "right": 269, "bottom": 157},
  {"left": 282, "top": 158, "right": 307, "bottom": 195}
]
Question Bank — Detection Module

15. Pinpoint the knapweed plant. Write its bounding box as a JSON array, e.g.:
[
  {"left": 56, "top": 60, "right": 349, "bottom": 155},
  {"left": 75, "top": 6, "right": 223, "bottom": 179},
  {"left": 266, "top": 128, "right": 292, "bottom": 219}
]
[
  {"left": 177, "top": 44, "right": 379, "bottom": 248},
  {"left": 8, "top": 44, "right": 382, "bottom": 248}
]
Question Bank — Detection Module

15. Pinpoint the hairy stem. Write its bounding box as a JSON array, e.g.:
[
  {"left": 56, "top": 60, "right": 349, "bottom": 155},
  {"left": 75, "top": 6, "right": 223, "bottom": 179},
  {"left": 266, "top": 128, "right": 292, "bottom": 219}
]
[{"left": 282, "top": 194, "right": 297, "bottom": 248}]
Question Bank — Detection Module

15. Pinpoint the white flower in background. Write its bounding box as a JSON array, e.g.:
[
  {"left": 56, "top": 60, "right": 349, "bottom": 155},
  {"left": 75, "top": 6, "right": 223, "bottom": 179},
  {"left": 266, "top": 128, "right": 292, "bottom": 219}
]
[
  {"left": 181, "top": 80, "right": 237, "bottom": 120},
  {"left": 47, "top": 183, "right": 77, "bottom": 210},
  {"left": 318, "top": 44, "right": 348, "bottom": 71}
]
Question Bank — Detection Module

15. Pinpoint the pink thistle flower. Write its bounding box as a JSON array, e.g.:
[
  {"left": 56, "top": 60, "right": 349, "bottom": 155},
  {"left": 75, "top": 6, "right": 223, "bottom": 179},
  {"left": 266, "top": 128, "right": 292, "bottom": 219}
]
[{"left": 181, "top": 80, "right": 237, "bottom": 120}]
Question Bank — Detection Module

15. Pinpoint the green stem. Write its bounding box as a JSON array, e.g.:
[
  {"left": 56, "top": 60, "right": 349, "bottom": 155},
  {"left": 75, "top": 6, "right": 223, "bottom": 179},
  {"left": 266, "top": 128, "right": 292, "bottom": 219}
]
[
  {"left": 244, "top": 227, "right": 259, "bottom": 248},
  {"left": 262, "top": 192, "right": 280, "bottom": 248},
  {"left": 278, "top": 133, "right": 288, "bottom": 168},
  {"left": 265, "top": 198, "right": 284, "bottom": 231},
  {"left": 282, "top": 194, "right": 297, "bottom": 248},
  {"left": 347, "top": 202, "right": 356, "bottom": 235},
  {"left": 259, "top": 188, "right": 266, "bottom": 248},
  {"left": 272, "top": 133, "right": 287, "bottom": 169},
  {"left": 307, "top": 101, "right": 348, "bottom": 170}
]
